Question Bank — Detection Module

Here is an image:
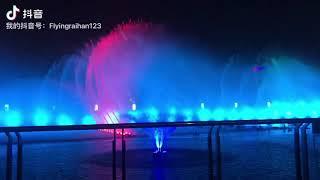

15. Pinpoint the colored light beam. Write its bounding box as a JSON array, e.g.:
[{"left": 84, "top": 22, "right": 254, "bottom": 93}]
[
  {"left": 82, "top": 114, "right": 96, "bottom": 125},
  {"left": 4, "top": 110, "right": 22, "bottom": 126},
  {"left": 147, "top": 107, "right": 159, "bottom": 122},
  {"left": 56, "top": 114, "right": 74, "bottom": 125},
  {"left": 168, "top": 107, "right": 177, "bottom": 122},
  {"left": 33, "top": 109, "right": 50, "bottom": 126}
]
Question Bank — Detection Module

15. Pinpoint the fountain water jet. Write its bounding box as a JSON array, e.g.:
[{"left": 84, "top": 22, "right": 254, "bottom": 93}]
[{"left": 2, "top": 22, "right": 320, "bottom": 150}]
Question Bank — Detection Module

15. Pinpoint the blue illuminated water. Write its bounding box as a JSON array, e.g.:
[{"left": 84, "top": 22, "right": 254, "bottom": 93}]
[{"left": 1, "top": 23, "right": 320, "bottom": 152}]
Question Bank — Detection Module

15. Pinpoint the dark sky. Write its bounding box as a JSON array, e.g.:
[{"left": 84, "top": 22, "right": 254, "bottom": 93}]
[{"left": 1, "top": 0, "right": 320, "bottom": 81}]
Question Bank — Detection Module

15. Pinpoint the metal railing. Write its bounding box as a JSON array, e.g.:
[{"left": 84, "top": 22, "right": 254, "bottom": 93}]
[{"left": 1, "top": 118, "right": 318, "bottom": 180}]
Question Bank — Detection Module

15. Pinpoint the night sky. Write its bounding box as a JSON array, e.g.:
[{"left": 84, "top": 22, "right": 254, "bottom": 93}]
[{"left": 1, "top": 0, "right": 320, "bottom": 81}]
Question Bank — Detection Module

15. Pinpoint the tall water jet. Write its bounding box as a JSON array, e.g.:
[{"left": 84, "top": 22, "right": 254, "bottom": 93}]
[{"left": 82, "top": 22, "right": 224, "bottom": 151}]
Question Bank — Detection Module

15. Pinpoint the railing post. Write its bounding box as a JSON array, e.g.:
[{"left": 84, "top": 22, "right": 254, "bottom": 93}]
[
  {"left": 294, "top": 124, "right": 302, "bottom": 180},
  {"left": 122, "top": 128, "right": 126, "bottom": 180},
  {"left": 113, "top": 129, "right": 117, "bottom": 180},
  {"left": 215, "top": 126, "right": 222, "bottom": 180},
  {"left": 5, "top": 132, "right": 13, "bottom": 180},
  {"left": 312, "top": 133, "right": 319, "bottom": 179},
  {"left": 301, "top": 123, "right": 310, "bottom": 180},
  {"left": 208, "top": 126, "right": 214, "bottom": 180},
  {"left": 15, "top": 132, "right": 23, "bottom": 180}
]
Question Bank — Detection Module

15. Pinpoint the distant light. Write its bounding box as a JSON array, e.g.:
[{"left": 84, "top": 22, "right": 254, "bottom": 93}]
[
  {"left": 132, "top": 103, "right": 136, "bottom": 111},
  {"left": 267, "top": 101, "right": 272, "bottom": 108},
  {"left": 82, "top": 115, "right": 95, "bottom": 125},
  {"left": 4, "top": 104, "right": 9, "bottom": 112},
  {"left": 200, "top": 102, "right": 205, "bottom": 109},
  {"left": 212, "top": 108, "right": 225, "bottom": 120},
  {"left": 5, "top": 110, "right": 22, "bottom": 126},
  {"left": 169, "top": 107, "right": 177, "bottom": 115},
  {"left": 183, "top": 109, "right": 193, "bottom": 121},
  {"left": 56, "top": 114, "right": 73, "bottom": 125},
  {"left": 147, "top": 107, "right": 159, "bottom": 121},
  {"left": 94, "top": 104, "right": 99, "bottom": 112},
  {"left": 197, "top": 109, "right": 211, "bottom": 121},
  {"left": 128, "top": 110, "right": 141, "bottom": 119},
  {"left": 52, "top": 105, "right": 56, "bottom": 111},
  {"left": 33, "top": 109, "right": 50, "bottom": 126},
  {"left": 168, "top": 107, "right": 177, "bottom": 122},
  {"left": 234, "top": 102, "right": 238, "bottom": 108}
]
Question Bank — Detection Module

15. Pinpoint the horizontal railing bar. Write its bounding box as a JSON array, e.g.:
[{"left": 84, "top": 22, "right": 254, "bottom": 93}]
[{"left": 0, "top": 118, "right": 318, "bottom": 132}]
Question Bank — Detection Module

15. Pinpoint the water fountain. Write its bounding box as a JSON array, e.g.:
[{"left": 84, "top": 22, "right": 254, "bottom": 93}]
[{"left": 1, "top": 22, "right": 320, "bottom": 151}]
